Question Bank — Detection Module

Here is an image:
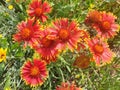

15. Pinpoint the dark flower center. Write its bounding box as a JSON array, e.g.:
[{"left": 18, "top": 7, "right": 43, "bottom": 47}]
[
  {"left": 58, "top": 29, "right": 69, "bottom": 40},
  {"left": 102, "top": 21, "right": 111, "bottom": 31},
  {"left": 30, "top": 66, "right": 40, "bottom": 76},
  {"left": 41, "top": 37, "right": 53, "bottom": 47},
  {"left": 21, "top": 28, "right": 31, "bottom": 39},
  {"left": 0, "top": 54, "right": 5, "bottom": 59},
  {"left": 35, "top": 8, "right": 42, "bottom": 16},
  {"left": 94, "top": 44, "right": 104, "bottom": 54}
]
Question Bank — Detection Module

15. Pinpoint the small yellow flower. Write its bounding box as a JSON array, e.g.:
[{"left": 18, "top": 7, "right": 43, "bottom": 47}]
[
  {"left": 0, "top": 48, "right": 7, "bottom": 62},
  {"left": 0, "top": 34, "right": 2, "bottom": 38},
  {"left": 8, "top": 5, "right": 13, "bottom": 10},
  {"left": 6, "top": 0, "right": 10, "bottom": 2},
  {"left": 5, "top": 87, "right": 11, "bottom": 90}
]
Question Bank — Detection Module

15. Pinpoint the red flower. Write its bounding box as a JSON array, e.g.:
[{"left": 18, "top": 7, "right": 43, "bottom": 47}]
[
  {"left": 49, "top": 18, "right": 81, "bottom": 51},
  {"left": 85, "top": 10, "right": 102, "bottom": 26},
  {"left": 27, "top": 0, "right": 52, "bottom": 22},
  {"left": 13, "top": 18, "right": 41, "bottom": 48},
  {"left": 56, "top": 82, "right": 82, "bottom": 90},
  {"left": 93, "top": 12, "right": 119, "bottom": 38},
  {"left": 34, "top": 30, "right": 59, "bottom": 64},
  {"left": 73, "top": 54, "right": 91, "bottom": 69},
  {"left": 88, "top": 37, "right": 115, "bottom": 66},
  {"left": 21, "top": 59, "right": 48, "bottom": 87}
]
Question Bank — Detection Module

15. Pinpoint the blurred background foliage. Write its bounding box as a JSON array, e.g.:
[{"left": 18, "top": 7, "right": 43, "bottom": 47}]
[{"left": 0, "top": 0, "right": 120, "bottom": 90}]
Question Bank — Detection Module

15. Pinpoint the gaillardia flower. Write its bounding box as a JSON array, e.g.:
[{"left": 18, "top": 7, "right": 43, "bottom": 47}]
[
  {"left": 34, "top": 30, "right": 59, "bottom": 64},
  {"left": 85, "top": 10, "right": 102, "bottom": 26},
  {"left": 49, "top": 18, "right": 81, "bottom": 51},
  {"left": 21, "top": 59, "right": 48, "bottom": 87},
  {"left": 93, "top": 12, "right": 119, "bottom": 38},
  {"left": 73, "top": 54, "right": 90, "bottom": 69},
  {"left": 56, "top": 82, "right": 82, "bottom": 90},
  {"left": 88, "top": 37, "right": 115, "bottom": 66},
  {"left": 27, "top": 0, "right": 52, "bottom": 22},
  {"left": 0, "top": 48, "right": 7, "bottom": 62},
  {"left": 13, "top": 18, "right": 41, "bottom": 48}
]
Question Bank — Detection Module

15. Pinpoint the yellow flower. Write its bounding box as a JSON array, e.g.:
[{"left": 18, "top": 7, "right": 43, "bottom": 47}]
[
  {"left": 0, "top": 48, "right": 7, "bottom": 62},
  {"left": 0, "top": 34, "right": 2, "bottom": 38},
  {"left": 8, "top": 5, "right": 13, "bottom": 10},
  {"left": 5, "top": 87, "right": 11, "bottom": 90},
  {"left": 6, "top": 0, "right": 10, "bottom": 2}
]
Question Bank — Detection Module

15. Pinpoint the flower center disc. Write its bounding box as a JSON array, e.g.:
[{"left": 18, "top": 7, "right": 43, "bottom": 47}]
[
  {"left": 21, "top": 28, "right": 31, "bottom": 39},
  {"left": 0, "top": 54, "right": 5, "bottom": 59},
  {"left": 35, "top": 8, "right": 42, "bottom": 16},
  {"left": 58, "top": 29, "right": 69, "bottom": 40},
  {"left": 102, "top": 21, "right": 111, "bottom": 30},
  {"left": 94, "top": 44, "right": 104, "bottom": 54},
  {"left": 41, "top": 37, "right": 52, "bottom": 47},
  {"left": 30, "top": 66, "right": 40, "bottom": 76}
]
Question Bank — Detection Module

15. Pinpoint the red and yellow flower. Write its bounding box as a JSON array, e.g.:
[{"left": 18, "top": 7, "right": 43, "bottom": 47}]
[
  {"left": 27, "top": 0, "right": 52, "bottom": 22},
  {"left": 85, "top": 10, "right": 102, "bottom": 26},
  {"left": 73, "top": 54, "right": 91, "bottom": 69},
  {"left": 34, "top": 30, "right": 59, "bottom": 64},
  {"left": 88, "top": 37, "right": 115, "bottom": 66},
  {"left": 93, "top": 12, "right": 119, "bottom": 38},
  {"left": 21, "top": 59, "right": 48, "bottom": 87},
  {"left": 13, "top": 18, "right": 41, "bottom": 48},
  {"left": 56, "top": 82, "right": 82, "bottom": 90},
  {"left": 49, "top": 18, "right": 81, "bottom": 52}
]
